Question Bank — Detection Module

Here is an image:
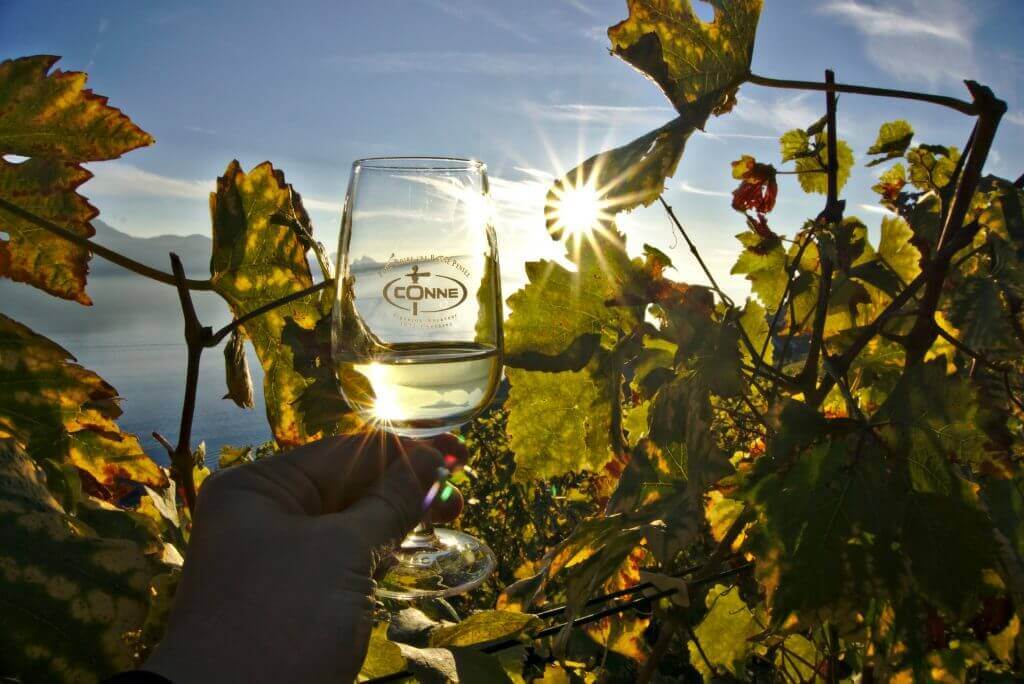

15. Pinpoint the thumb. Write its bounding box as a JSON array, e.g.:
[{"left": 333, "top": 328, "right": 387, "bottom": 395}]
[{"left": 332, "top": 443, "right": 443, "bottom": 551}]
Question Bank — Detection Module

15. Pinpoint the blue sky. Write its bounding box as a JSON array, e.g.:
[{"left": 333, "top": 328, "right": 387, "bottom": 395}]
[{"left": 2, "top": 0, "right": 1023, "bottom": 298}]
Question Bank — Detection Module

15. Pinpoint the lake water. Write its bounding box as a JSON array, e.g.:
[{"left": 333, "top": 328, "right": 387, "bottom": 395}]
[{"left": 2, "top": 273, "right": 274, "bottom": 467}]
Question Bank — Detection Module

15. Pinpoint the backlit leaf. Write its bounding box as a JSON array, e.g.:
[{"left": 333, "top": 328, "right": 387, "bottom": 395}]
[
  {"left": 0, "top": 314, "right": 166, "bottom": 489},
  {"left": 0, "top": 56, "right": 153, "bottom": 303},
  {"left": 209, "top": 160, "right": 339, "bottom": 447},
  {"left": 505, "top": 228, "right": 639, "bottom": 362},
  {"left": 0, "top": 56, "right": 153, "bottom": 160},
  {"left": 873, "top": 360, "right": 992, "bottom": 481},
  {"left": 546, "top": 116, "right": 694, "bottom": 229},
  {"left": 690, "top": 584, "right": 761, "bottom": 679},
  {"left": 608, "top": 0, "right": 763, "bottom": 120},
  {"left": 878, "top": 214, "right": 921, "bottom": 285},
  {"left": 794, "top": 134, "right": 853, "bottom": 195},
  {"left": 0, "top": 439, "right": 160, "bottom": 683},
  {"left": 731, "top": 230, "right": 788, "bottom": 311},
  {"left": 506, "top": 362, "right": 614, "bottom": 481},
  {"left": 866, "top": 120, "right": 914, "bottom": 166},
  {"left": 906, "top": 144, "right": 960, "bottom": 193},
  {"left": 0, "top": 158, "right": 97, "bottom": 303}
]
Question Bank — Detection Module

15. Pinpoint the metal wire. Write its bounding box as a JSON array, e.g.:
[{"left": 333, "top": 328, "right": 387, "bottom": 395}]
[{"left": 365, "top": 562, "right": 753, "bottom": 682}]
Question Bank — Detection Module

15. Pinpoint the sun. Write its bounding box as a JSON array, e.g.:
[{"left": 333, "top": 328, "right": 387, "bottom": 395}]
[{"left": 546, "top": 178, "right": 610, "bottom": 238}]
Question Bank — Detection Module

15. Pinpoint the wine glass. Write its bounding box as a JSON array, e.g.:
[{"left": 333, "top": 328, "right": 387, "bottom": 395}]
[{"left": 332, "top": 156, "right": 501, "bottom": 599}]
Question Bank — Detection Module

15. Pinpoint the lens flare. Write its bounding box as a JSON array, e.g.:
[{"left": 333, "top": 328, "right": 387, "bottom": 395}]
[{"left": 547, "top": 180, "right": 610, "bottom": 238}]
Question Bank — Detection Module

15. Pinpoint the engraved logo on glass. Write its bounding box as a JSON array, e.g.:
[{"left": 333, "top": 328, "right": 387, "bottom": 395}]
[{"left": 382, "top": 264, "right": 468, "bottom": 316}]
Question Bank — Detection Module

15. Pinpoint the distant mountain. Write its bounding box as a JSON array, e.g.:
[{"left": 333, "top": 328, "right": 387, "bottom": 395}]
[{"left": 89, "top": 220, "right": 212, "bottom": 277}]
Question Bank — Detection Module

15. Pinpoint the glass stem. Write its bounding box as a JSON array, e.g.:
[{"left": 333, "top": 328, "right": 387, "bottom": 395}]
[{"left": 401, "top": 521, "right": 440, "bottom": 550}]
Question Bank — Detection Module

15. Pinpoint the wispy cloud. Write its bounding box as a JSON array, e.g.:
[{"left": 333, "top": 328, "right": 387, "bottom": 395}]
[
  {"left": 731, "top": 93, "right": 820, "bottom": 133},
  {"left": 332, "top": 52, "right": 586, "bottom": 76},
  {"left": 84, "top": 162, "right": 213, "bottom": 200},
  {"left": 820, "top": 0, "right": 977, "bottom": 84},
  {"left": 697, "top": 130, "right": 777, "bottom": 142},
  {"left": 1006, "top": 111, "right": 1024, "bottom": 127},
  {"left": 523, "top": 102, "right": 674, "bottom": 126},
  {"left": 418, "top": 0, "right": 537, "bottom": 44},
  {"left": 679, "top": 181, "right": 731, "bottom": 198},
  {"left": 858, "top": 203, "right": 896, "bottom": 216},
  {"left": 84, "top": 162, "right": 340, "bottom": 214},
  {"left": 185, "top": 125, "right": 217, "bottom": 136},
  {"left": 561, "top": 0, "right": 599, "bottom": 17}
]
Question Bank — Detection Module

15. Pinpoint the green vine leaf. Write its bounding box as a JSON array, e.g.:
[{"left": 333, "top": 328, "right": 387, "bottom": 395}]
[
  {"left": 906, "top": 143, "right": 960, "bottom": 193},
  {"left": 0, "top": 56, "right": 152, "bottom": 303},
  {"left": 608, "top": 0, "right": 763, "bottom": 120},
  {"left": 0, "top": 314, "right": 167, "bottom": 489},
  {"left": 877, "top": 214, "right": 921, "bottom": 285},
  {"left": 546, "top": 117, "right": 694, "bottom": 230},
  {"left": 429, "top": 610, "right": 540, "bottom": 648},
  {"left": 0, "top": 439, "right": 161, "bottom": 683},
  {"left": 779, "top": 126, "right": 854, "bottom": 195},
  {"left": 872, "top": 360, "right": 993, "bottom": 482},
  {"left": 731, "top": 230, "right": 788, "bottom": 311},
  {"left": 505, "top": 361, "right": 614, "bottom": 482},
  {"left": 209, "top": 160, "right": 342, "bottom": 447},
  {"left": 505, "top": 228, "right": 639, "bottom": 362},
  {"left": 866, "top": 120, "right": 914, "bottom": 166},
  {"left": 689, "top": 584, "right": 761, "bottom": 680}
]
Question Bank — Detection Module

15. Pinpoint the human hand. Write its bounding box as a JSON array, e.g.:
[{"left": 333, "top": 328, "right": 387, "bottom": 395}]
[{"left": 144, "top": 433, "right": 466, "bottom": 684}]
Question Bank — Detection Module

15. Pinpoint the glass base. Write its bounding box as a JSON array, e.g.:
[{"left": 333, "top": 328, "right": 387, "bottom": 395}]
[{"left": 376, "top": 527, "right": 496, "bottom": 600}]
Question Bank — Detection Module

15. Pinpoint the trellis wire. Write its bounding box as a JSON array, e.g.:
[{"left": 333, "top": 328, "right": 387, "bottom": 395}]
[{"left": 365, "top": 562, "right": 753, "bottom": 682}]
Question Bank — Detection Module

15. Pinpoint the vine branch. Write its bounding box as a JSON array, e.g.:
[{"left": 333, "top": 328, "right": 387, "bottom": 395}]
[
  {"left": 207, "top": 279, "right": 333, "bottom": 346},
  {"left": 746, "top": 72, "right": 978, "bottom": 116},
  {"left": 0, "top": 196, "right": 212, "bottom": 290},
  {"left": 169, "top": 253, "right": 204, "bottom": 512}
]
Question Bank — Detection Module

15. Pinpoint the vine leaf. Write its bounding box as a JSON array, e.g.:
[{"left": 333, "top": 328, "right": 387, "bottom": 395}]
[
  {"left": 546, "top": 116, "right": 694, "bottom": 231},
  {"left": 358, "top": 625, "right": 408, "bottom": 681},
  {"left": 429, "top": 610, "right": 540, "bottom": 648},
  {"left": 0, "top": 56, "right": 153, "bottom": 303},
  {"left": 779, "top": 125, "right": 854, "bottom": 195},
  {"left": 872, "top": 360, "right": 992, "bottom": 482},
  {"left": 505, "top": 227, "right": 639, "bottom": 361},
  {"left": 865, "top": 120, "right": 914, "bottom": 166},
  {"left": 730, "top": 230, "right": 788, "bottom": 311},
  {"left": 0, "top": 439, "right": 161, "bottom": 683},
  {"left": 877, "top": 214, "right": 921, "bottom": 285},
  {"left": 0, "top": 55, "right": 153, "bottom": 160},
  {"left": 906, "top": 143, "right": 960, "bottom": 193},
  {"left": 209, "top": 160, "right": 340, "bottom": 447},
  {"left": 0, "top": 314, "right": 167, "bottom": 489},
  {"left": 506, "top": 361, "right": 615, "bottom": 482},
  {"left": 689, "top": 584, "right": 761, "bottom": 679},
  {"left": 608, "top": 0, "right": 763, "bottom": 120}
]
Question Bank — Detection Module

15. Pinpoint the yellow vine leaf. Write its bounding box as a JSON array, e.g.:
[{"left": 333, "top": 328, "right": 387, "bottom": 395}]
[
  {"left": 209, "top": 160, "right": 348, "bottom": 447},
  {"left": 608, "top": 0, "right": 763, "bottom": 120},
  {"left": 0, "top": 55, "right": 153, "bottom": 303},
  {"left": 0, "top": 314, "right": 166, "bottom": 489}
]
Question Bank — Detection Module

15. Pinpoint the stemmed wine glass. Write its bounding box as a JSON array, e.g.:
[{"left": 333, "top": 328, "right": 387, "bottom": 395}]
[{"left": 332, "top": 157, "right": 501, "bottom": 599}]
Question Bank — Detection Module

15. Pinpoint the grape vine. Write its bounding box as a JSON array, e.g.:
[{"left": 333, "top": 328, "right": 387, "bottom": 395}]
[{"left": 2, "top": 1, "right": 1024, "bottom": 681}]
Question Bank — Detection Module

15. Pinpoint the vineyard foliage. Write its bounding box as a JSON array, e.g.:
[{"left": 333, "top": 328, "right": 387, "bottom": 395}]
[{"left": 1, "top": 0, "right": 1024, "bottom": 681}]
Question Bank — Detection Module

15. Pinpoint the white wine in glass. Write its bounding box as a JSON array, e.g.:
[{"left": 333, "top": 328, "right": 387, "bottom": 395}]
[{"left": 332, "top": 157, "right": 501, "bottom": 599}]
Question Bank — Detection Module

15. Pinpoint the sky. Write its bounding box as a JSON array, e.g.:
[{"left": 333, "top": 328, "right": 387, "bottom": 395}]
[{"left": 2, "top": 0, "right": 1023, "bottom": 299}]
